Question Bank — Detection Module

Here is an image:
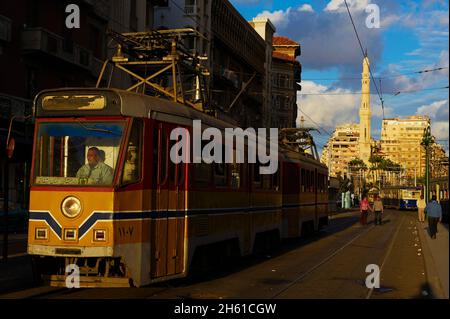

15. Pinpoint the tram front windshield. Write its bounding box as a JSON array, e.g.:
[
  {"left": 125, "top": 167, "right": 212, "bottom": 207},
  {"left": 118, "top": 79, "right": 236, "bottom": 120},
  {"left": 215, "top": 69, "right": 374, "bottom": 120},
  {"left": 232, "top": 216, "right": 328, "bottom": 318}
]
[{"left": 33, "top": 120, "right": 126, "bottom": 186}]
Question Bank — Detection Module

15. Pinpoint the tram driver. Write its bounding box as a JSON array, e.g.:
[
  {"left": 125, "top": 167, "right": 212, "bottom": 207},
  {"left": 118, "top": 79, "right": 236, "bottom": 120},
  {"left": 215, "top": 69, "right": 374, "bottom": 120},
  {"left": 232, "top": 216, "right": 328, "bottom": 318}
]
[{"left": 76, "top": 147, "right": 114, "bottom": 185}]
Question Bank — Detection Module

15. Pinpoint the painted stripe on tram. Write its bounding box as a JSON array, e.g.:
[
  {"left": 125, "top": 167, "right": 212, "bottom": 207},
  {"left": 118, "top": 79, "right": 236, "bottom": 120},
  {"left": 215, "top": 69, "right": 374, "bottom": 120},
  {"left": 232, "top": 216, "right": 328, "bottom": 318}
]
[
  {"left": 29, "top": 202, "right": 328, "bottom": 239},
  {"left": 29, "top": 211, "right": 62, "bottom": 238}
]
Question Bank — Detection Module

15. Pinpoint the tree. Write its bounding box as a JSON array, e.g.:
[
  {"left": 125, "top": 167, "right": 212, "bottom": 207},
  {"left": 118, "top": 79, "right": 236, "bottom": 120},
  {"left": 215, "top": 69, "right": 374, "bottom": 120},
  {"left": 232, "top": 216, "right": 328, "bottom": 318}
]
[
  {"left": 368, "top": 155, "right": 402, "bottom": 186},
  {"left": 348, "top": 158, "right": 367, "bottom": 171}
]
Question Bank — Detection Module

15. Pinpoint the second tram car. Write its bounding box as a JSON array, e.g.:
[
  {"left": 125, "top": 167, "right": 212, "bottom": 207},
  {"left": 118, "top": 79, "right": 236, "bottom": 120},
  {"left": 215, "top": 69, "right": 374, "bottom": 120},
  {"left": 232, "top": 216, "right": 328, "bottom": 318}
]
[
  {"left": 28, "top": 88, "right": 328, "bottom": 287},
  {"left": 381, "top": 186, "right": 422, "bottom": 210}
]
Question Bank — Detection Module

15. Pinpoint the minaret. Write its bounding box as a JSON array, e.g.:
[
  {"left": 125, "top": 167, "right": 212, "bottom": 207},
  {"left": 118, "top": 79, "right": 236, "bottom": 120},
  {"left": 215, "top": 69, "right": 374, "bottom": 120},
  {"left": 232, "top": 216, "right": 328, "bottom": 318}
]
[{"left": 359, "top": 51, "right": 372, "bottom": 164}]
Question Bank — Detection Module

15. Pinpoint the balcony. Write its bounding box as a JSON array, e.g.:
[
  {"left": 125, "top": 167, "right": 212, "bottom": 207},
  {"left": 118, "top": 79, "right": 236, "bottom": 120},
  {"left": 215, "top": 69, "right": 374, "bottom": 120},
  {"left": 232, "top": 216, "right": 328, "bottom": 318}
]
[
  {"left": 184, "top": 5, "right": 200, "bottom": 17},
  {"left": 21, "top": 27, "right": 96, "bottom": 72},
  {"left": 82, "top": 0, "right": 109, "bottom": 20}
]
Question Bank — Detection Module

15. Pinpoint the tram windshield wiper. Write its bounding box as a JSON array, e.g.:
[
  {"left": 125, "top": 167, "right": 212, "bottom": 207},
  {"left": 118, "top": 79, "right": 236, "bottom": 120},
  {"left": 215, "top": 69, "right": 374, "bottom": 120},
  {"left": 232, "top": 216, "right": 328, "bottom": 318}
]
[{"left": 75, "top": 120, "right": 115, "bottom": 134}]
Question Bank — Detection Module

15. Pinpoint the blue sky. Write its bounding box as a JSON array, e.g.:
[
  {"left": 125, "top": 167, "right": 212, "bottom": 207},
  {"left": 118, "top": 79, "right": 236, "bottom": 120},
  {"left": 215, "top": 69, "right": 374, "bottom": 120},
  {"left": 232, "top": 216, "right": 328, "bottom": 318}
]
[{"left": 230, "top": 0, "right": 449, "bottom": 153}]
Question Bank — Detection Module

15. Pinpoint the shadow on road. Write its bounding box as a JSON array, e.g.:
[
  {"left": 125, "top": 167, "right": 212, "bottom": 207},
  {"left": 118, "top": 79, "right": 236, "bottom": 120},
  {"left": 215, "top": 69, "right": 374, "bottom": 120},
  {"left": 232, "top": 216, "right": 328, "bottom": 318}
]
[
  {"left": 178, "top": 213, "right": 362, "bottom": 286},
  {"left": 0, "top": 255, "right": 36, "bottom": 295},
  {"left": 415, "top": 282, "right": 435, "bottom": 299}
]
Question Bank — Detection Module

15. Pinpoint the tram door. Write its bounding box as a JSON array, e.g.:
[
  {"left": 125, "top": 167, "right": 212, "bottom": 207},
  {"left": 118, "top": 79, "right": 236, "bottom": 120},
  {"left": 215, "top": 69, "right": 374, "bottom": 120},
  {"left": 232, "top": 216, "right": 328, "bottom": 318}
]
[{"left": 151, "top": 123, "right": 185, "bottom": 278}]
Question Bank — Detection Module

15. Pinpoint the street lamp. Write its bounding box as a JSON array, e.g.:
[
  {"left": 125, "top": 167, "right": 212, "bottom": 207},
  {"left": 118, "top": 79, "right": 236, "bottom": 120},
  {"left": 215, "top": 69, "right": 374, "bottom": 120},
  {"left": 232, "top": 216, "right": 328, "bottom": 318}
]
[{"left": 421, "top": 126, "right": 434, "bottom": 203}]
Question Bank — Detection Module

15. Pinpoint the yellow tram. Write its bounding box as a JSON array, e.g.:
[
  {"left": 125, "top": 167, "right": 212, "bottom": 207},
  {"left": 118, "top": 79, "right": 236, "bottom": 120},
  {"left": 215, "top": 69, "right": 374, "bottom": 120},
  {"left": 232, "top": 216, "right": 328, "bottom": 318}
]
[{"left": 28, "top": 88, "right": 328, "bottom": 287}]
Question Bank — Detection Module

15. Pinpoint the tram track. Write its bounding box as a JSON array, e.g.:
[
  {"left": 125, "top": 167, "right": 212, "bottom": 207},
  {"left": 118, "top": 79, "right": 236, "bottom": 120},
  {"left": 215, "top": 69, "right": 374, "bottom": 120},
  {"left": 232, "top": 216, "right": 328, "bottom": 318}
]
[
  {"left": 365, "top": 214, "right": 404, "bottom": 299},
  {"left": 3, "top": 211, "right": 376, "bottom": 299},
  {"left": 268, "top": 211, "right": 406, "bottom": 299},
  {"left": 270, "top": 219, "right": 377, "bottom": 299}
]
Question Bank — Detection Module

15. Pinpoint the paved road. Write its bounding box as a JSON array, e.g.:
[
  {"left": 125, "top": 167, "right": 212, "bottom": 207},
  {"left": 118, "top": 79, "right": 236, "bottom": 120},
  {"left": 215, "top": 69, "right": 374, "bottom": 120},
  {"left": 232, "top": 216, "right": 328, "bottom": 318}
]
[
  {"left": 0, "top": 209, "right": 442, "bottom": 299},
  {"left": 0, "top": 233, "right": 28, "bottom": 258}
]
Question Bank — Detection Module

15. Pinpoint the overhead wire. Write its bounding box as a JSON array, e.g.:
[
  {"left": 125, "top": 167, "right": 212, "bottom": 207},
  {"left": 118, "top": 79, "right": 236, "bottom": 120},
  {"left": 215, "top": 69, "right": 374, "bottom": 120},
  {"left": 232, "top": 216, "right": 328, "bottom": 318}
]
[
  {"left": 297, "top": 85, "right": 449, "bottom": 96},
  {"left": 343, "top": 0, "right": 384, "bottom": 118},
  {"left": 302, "top": 66, "right": 449, "bottom": 81}
]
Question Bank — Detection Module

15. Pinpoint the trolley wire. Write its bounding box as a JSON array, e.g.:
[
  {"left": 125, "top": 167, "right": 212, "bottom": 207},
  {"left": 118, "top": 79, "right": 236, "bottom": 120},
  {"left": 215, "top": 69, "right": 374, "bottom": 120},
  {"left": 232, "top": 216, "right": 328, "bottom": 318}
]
[
  {"left": 343, "top": 0, "right": 384, "bottom": 118},
  {"left": 297, "top": 85, "right": 449, "bottom": 96}
]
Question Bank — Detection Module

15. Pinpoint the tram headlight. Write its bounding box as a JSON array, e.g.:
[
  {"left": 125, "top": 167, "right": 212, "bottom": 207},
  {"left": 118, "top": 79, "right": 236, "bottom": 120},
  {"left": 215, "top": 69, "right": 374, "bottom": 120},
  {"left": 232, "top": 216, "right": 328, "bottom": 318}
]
[{"left": 61, "top": 196, "right": 82, "bottom": 218}]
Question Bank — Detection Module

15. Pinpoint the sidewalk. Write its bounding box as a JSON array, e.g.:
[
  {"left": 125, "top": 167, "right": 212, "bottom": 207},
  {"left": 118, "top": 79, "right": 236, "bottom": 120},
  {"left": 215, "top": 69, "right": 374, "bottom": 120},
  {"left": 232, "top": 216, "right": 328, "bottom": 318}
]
[
  {"left": 417, "top": 220, "right": 449, "bottom": 299},
  {"left": 0, "top": 231, "right": 28, "bottom": 259},
  {"left": 0, "top": 255, "right": 35, "bottom": 294}
]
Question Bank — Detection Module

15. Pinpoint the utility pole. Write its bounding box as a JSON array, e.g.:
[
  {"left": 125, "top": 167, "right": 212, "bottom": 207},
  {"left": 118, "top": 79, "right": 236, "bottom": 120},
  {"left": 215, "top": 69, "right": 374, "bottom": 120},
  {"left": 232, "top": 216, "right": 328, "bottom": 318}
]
[
  {"left": 414, "top": 166, "right": 417, "bottom": 187},
  {"left": 421, "top": 126, "right": 433, "bottom": 203},
  {"left": 2, "top": 118, "right": 14, "bottom": 263}
]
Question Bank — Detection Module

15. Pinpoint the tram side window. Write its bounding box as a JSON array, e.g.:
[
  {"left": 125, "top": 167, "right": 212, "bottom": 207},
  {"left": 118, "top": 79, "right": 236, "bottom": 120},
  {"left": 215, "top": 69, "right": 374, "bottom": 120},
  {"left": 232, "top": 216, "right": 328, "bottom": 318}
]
[
  {"left": 262, "top": 174, "right": 271, "bottom": 190},
  {"left": 169, "top": 138, "right": 176, "bottom": 185},
  {"left": 272, "top": 168, "right": 280, "bottom": 191},
  {"left": 152, "top": 132, "right": 158, "bottom": 187},
  {"left": 213, "top": 143, "right": 228, "bottom": 188},
  {"left": 316, "top": 173, "right": 320, "bottom": 192},
  {"left": 193, "top": 140, "right": 212, "bottom": 188},
  {"left": 308, "top": 171, "right": 312, "bottom": 192},
  {"left": 230, "top": 150, "right": 241, "bottom": 189},
  {"left": 214, "top": 162, "right": 227, "bottom": 187},
  {"left": 194, "top": 162, "right": 211, "bottom": 188},
  {"left": 121, "top": 119, "right": 142, "bottom": 185},
  {"left": 253, "top": 163, "right": 261, "bottom": 187},
  {"left": 301, "top": 168, "right": 305, "bottom": 192},
  {"left": 313, "top": 172, "right": 316, "bottom": 192},
  {"left": 160, "top": 130, "right": 168, "bottom": 184},
  {"left": 305, "top": 170, "right": 310, "bottom": 192}
]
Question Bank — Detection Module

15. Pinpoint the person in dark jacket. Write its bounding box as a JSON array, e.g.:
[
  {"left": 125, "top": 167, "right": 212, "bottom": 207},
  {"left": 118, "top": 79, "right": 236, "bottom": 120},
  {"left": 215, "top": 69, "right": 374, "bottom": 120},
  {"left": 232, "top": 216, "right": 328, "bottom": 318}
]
[{"left": 425, "top": 195, "right": 442, "bottom": 239}]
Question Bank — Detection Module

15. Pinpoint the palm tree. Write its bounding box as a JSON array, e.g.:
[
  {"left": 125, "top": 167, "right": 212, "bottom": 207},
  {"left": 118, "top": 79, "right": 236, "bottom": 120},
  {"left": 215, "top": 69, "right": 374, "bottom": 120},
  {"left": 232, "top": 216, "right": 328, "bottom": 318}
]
[
  {"left": 348, "top": 158, "right": 367, "bottom": 171},
  {"left": 348, "top": 158, "right": 367, "bottom": 197},
  {"left": 369, "top": 155, "right": 383, "bottom": 182}
]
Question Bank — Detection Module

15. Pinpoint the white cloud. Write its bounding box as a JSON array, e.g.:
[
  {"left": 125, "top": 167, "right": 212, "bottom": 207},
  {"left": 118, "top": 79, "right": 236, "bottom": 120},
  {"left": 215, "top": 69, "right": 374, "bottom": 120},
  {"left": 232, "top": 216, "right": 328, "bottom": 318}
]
[
  {"left": 298, "top": 4, "right": 314, "bottom": 13},
  {"left": 255, "top": 8, "right": 292, "bottom": 29},
  {"left": 324, "top": 0, "right": 370, "bottom": 12},
  {"left": 379, "top": 49, "right": 449, "bottom": 94},
  {"left": 232, "top": 0, "right": 268, "bottom": 4},
  {"left": 416, "top": 99, "right": 449, "bottom": 151},
  {"left": 381, "top": 14, "right": 401, "bottom": 27},
  {"left": 254, "top": 2, "right": 390, "bottom": 72},
  {"left": 297, "top": 81, "right": 359, "bottom": 129},
  {"left": 296, "top": 80, "right": 393, "bottom": 142},
  {"left": 431, "top": 121, "right": 449, "bottom": 140},
  {"left": 416, "top": 99, "right": 449, "bottom": 119},
  {"left": 439, "top": 50, "right": 449, "bottom": 75}
]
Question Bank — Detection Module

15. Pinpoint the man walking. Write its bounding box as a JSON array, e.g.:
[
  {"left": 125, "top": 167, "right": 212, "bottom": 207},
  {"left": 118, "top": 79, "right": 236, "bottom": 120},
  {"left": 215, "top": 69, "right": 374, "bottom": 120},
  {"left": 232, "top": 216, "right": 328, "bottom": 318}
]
[
  {"left": 417, "top": 195, "right": 426, "bottom": 222},
  {"left": 373, "top": 195, "right": 384, "bottom": 225},
  {"left": 425, "top": 195, "right": 442, "bottom": 239}
]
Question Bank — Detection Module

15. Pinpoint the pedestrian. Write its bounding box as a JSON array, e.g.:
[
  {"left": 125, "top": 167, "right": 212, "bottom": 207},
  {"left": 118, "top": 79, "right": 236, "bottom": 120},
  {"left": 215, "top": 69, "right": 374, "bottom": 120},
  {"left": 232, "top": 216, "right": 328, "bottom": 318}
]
[
  {"left": 373, "top": 195, "right": 384, "bottom": 225},
  {"left": 360, "top": 195, "right": 372, "bottom": 225},
  {"left": 425, "top": 195, "right": 442, "bottom": 239},
  {"left": 417, "top": 195, "right": 426, "bottom": 222}
]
